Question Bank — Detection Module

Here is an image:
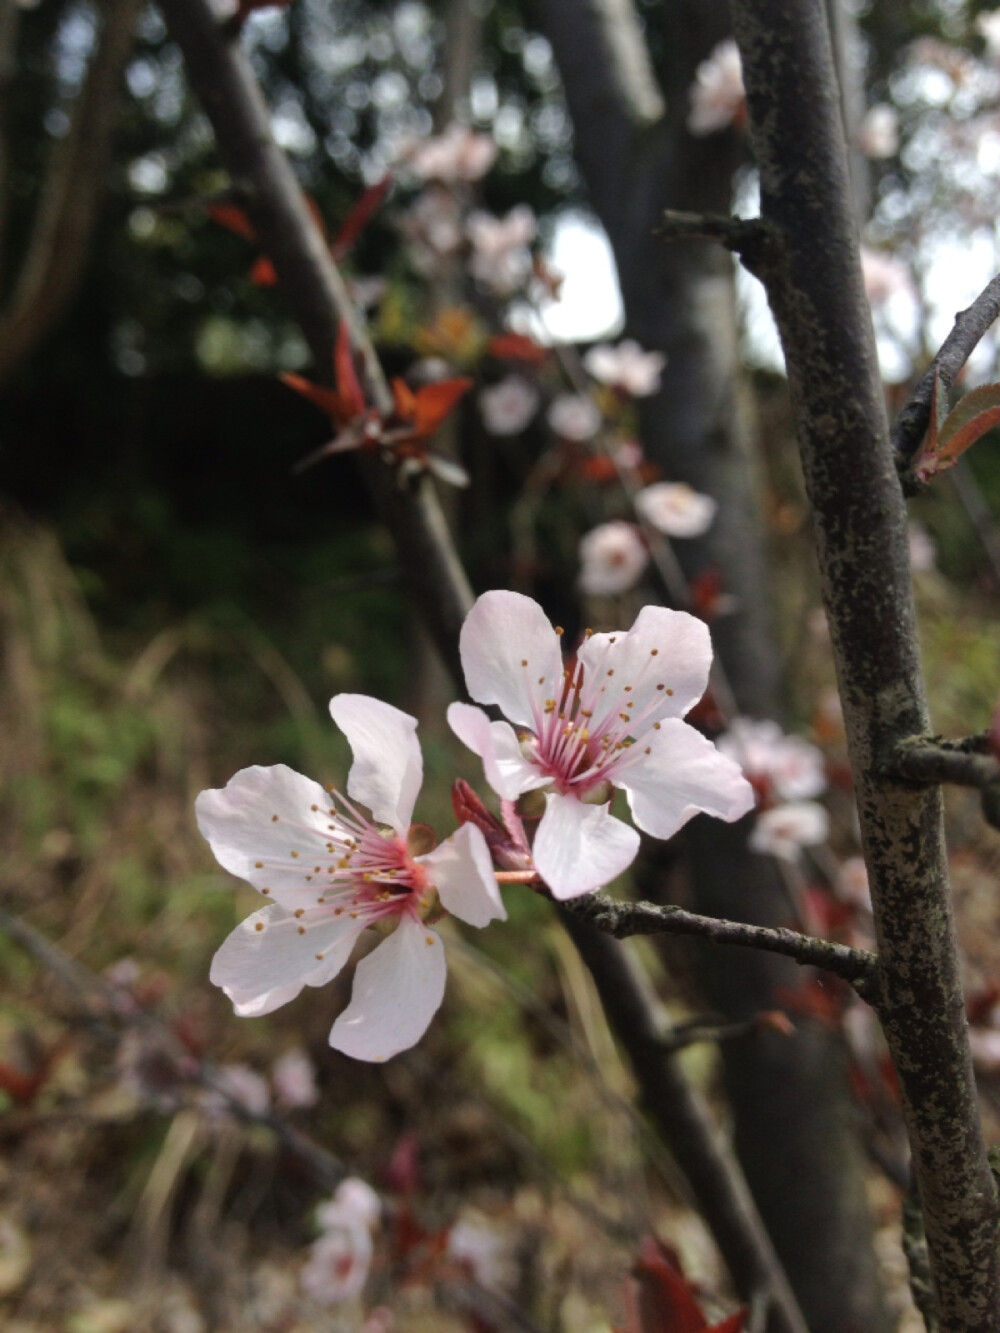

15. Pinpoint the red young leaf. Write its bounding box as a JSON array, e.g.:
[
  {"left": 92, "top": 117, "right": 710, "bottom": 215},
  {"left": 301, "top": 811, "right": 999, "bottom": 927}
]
[
  {"left": 249, "top": 254, "right": 277, "bottom": 286},
  {"left": 915, "top": 377, "right": 1000, "bottom": 482},
  {"left": 620, "top": 1236, "right": 746, "bottom": 1333},
  {"left": 409, "top": 377, "right": 473, "bottom": 437},
  {"left": 207, "top": 202, "right": 257, "bottom": 242},
  {"left": 332, "top": 175, "right": 392, "bottom": 261},
  {"left": 487, "top": 331, "right": 549, "bottom": 365},
  {"left": 278, "top": 372, "right": 350, "bottom": 423}
]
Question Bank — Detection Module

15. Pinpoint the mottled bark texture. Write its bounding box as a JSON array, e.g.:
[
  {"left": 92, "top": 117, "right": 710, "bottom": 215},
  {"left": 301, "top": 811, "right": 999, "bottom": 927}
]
[
  {"left": 534, "top": 3, "right": 888, "bottom": 1328},
  {"left": 157, "top": 0, "right": 474, "bottom": 685},
  {"left": 729, "top": 2, "right": 1000, "bottom": 1329}
]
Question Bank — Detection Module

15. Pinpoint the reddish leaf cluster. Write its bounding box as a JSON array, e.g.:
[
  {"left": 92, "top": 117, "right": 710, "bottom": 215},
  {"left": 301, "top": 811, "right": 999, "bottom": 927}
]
[{"left": 617, "top": 1236, "right": 745, "bottom": 1333}]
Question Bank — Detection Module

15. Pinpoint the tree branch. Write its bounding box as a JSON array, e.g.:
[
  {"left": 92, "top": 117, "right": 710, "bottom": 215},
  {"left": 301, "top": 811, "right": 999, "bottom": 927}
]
[
  {"left": 157, "top": 0, "right": 474, "bottom": 682},
  {"left": 729, "top": 2, "right": 1000, "bottom": 1328},
  {"left": 887, "top": 735, "right": 1000, "bottom": 789},
  {"left": 563, "top": 891, "right": 879, "bottom": 992},
  {"left": 557, "top": 913, "right": 808, "bottom": 1333},
  {"left": 891, "top": 272, "right": 1000, "bottom": 475}
]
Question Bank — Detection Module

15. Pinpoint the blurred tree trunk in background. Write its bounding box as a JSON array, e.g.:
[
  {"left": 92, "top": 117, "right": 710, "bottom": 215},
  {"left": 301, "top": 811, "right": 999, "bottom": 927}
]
[
  {"left": 0, "top": 0, "right": 139, "bottom": 390},
  {"left": 533, "top": 1, "right": 890, "bottom": 1327}
]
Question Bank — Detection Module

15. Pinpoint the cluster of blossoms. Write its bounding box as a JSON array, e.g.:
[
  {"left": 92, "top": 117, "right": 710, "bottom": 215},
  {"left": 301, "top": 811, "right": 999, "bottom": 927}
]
[
  {"left": 717, "top": 717, "right": 829, "bottom": 861},
  {"left": 198, "top": 592, "right": 754, "bottom": 1059}
]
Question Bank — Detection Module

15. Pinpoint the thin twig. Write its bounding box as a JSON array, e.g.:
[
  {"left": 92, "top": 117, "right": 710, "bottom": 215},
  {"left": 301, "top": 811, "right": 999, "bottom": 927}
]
[
  {"left": 562, "top": 891, "right": 879, "bottom": 994},
  {"left": 891, "top": 272, "right": 1000, "bottom": 473}
]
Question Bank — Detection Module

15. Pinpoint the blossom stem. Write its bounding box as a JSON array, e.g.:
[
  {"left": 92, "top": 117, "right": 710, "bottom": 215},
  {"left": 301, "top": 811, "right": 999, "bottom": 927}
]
[{"left": 494, "top": 871, "right": 542, "bottom": 884}]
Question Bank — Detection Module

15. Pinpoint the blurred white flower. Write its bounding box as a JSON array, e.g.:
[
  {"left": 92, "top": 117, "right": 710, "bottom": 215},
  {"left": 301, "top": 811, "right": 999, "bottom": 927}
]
[
  {"left": 578, "top": 521, "right": 649, "bottom": 595},
  {"left": 301, "top": 1223, "right": 372, "bottom": 1305},
  {"left": 978, "top": 9, "right": 1000, "bottom": 62},
  {"left": 479, "top": 375, "right": 541, "bottom": 435},
  {"left": 467, "top": 206, "right": 536, "bottom": 295},
  {"left": 860, "top": 245, "right": 911, "bottom": 307},
  {"left": 969, "top": 1026, "right": 1000, "bottom": 1073},
  {"left": 857, "top": 104, "right": 899, "bottom": 158},
  {"left": 749, "top": 801, "right": 830, "bottom": 860},
  {"left": 318, "top": 1178, "right": 382, "bottom": 1232},
  {"left": 583, "top": 339, "right": 665, "bottom": 397},
  {"left": 398, "top": 187, "right": 464, "bottom": 276},
  {"left": 272, "top": 1047, "right": 319, "bottom": 1109},
  {"left": 718, "top": 718, "right": 827, "bottom": 802},
  {"left": 635, "top": 481, "right": 717, "bottom": 538},
  {"left": 908, "top": 521, "right": 937, "bottom": 573},
  {"left": 547, "top": 393, "right": 601, "bottom": 441},
  {"left": 404, "top": 124, "right": 498, "bottom": 182},
  {"left": 447, "top": 1215, "right": 511, "bottom": 1291},
  {"left": 205, "top": 1063, "right": 271, "bottom": 1119},
  {"left": 836, "top": 856, "right": 872, "bottom": 912},
  {"left": 688, "top": 40, "right": 745, "bottom": 136}
]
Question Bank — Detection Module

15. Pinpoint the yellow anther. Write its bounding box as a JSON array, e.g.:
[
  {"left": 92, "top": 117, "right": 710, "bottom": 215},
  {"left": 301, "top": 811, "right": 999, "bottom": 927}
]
[
  {"left": 584, "top": 627, "right": 593, "bottom": 637},
  {"left": 294, "top": 909, "right": 304, "bottom": 918},
  {"left": 255, "top": 861, "right": 263, "bottom": 869},
  {"left": 311, "top": 804, "right": 319, "bottom": 812},
  {"left": 666, "top": 688, "right": 674, "bottom": 696},
  {"left": 297, "top": 926, "right": 306, "bottom": 935},
  {"left": 290, "top": 850, "right": 299, "bottom": 858},
  {"left": 271, "top": 814, "right": 279, "bottom": 822},
  {"left": 255, "top": 922, "right": 264, "bottom": 932},
  {"left": 650, "top": 648, "right": 659, "bottom": 656},
  {"left": 521, "top": 658, "right": 528, "bottom": 666},
  {"left": 555, "top": 625, "right": 564, "bottom": 635}
]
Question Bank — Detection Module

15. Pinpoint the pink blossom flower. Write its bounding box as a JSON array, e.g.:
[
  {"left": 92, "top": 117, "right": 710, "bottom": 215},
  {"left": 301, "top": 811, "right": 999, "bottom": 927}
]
[
  {"left": 857, "top": 104, "right": 899, "bottom": 158},
  {"left": 197, "top": 695, "right": 505, "bottom": 1062},
  {"left": 447, "top": 591, "right": 754, "bottom": 899},
  {"left": 583, "top": 339, "right": 666, "bottom": 397},
  {"left": 479, "top": 375, "right": 541, "bottom": 435},
  {"left": 272, "top": 1047, "right": 319, "bottom": 1109},
  {"left": 398, "top": 187, "right": 464, "bottom": 277},
  {"left": 718, "top": 718, "right": 827, "bottom": 802},
  {"left": 547, "top": 393, "right": 601, "bottom": 441},
  {"left": 318, "top": 1177, "right": 382, "bottom": 1232},
  {"left": 749, "top": 801, "right": 830, "bottom": 860},
  {"left": 635, "top": 482, "right": 717, "bottom": 539},
  {"left": 404, "top": 123, "right": 498, "bottom": 182},
  {"left": 467, "top": 206, "right": 537, "bottom": 295},
  {"left": 578, "top": 522, "right": 649, "bottom": 595},
  {"left": 687, "top": 40, "right": 745, "bottom": 136}
]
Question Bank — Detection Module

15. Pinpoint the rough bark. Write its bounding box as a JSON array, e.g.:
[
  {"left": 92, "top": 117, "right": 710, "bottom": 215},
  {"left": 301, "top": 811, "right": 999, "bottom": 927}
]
[
  {"left": 729, "top": 2, "right": 1000, "bottom": 1328},
  {"left": 534, "top": 3, "right": 889, "bottom": 1329}
]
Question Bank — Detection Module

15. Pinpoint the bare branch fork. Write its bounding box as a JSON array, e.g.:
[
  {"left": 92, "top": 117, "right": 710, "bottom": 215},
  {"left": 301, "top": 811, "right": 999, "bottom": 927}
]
[{"left": 723, "top": 1, "right": 1000, "bottom": 1328}]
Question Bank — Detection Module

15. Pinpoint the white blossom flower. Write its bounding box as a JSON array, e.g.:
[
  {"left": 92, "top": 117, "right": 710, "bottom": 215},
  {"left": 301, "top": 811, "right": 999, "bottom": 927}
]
[
  {"left": 578, "top": 522, "right": 649, "bottom": 595},
  {"left": 404, "top": 123, "right": 498, "bottom": 182},
  {"left": 857, "top": 104, "right": 899, "bottom": 158},
  {"left": 398, "top": 187, "right": 464, "bottom": 277},
  {"left": 749, "top": 801, "right": 830, "bottom": 860},
  {"left": 479, "top": 375, "right": 541, "bottom": 435},
  {"left": 318, "top": 1178, "right": 382, "bottom": 1232},
  {"left": 197, "top": 695, "right": 505, "bottom": 1062},
  {"left": 688, "top": 40, "right": 745, "bottom": 136},
  {"left": 635, "top": 482, "right": 717, "bottom": 539},
  {"left": 908, "top": 521, "right": 937, "bottom": 572},
  {"left": 447, "top": 1215, "right": 512, "bottom": 1291},
  {"left": 547, "top": 393, "right": 602, "bottom": 441},
  {"left": 718, "top": 717, "right": 827, "bottom": 802},
  {"left": 448, "top": 591, "right": 754, "bottom": 899},
  {"left": 860, "top": 245, "right": 911, "bottom": 307},
  {"left": 466, "top": 206, "right": 537, "bottom": 295},
  {"left": 272, "top": 1047, "right": 319, "bottom": 1109},
  {"left": 836, "top": 856, "right": 872, "bottom": 912},
  {"left": 583, "top": 339, "right": 666, "bottom": 397},
  {"left": 978, "top": 9, "right": 1000, "bottom": 62},
  {"left": 205, "top": 1063, "right": 271, "bottom": 1119},
  {"left": 301, "top": 1221, "right": 373, "bottom": 1304}
]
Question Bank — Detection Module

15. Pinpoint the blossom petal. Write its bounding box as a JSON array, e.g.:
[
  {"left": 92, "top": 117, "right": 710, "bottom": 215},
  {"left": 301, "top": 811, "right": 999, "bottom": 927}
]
[
  {"left": 420, "top": 822, "right": 506, "bottom": 927},
  {"left": 578, "top": 605, "right": 712, "bottom": 724},
  {"left": 196, "top": 764, "right": 353, "bottom": 903},
  {"left": 447, "top": 702, "right": 549, "bottom": 800},
  {"left": 618, "top": 718, "right": 755, "bottom": 839},
  {"left": 329, "top": 694, "right": 423, "bottom": 834},
  {"left": 533, "top": 791, "right": 640, "bottom": 899},
  {"left": 458, "top": 590, "right": 563, "bottom": 729},
  {"left": 210, "top": 904, "right": 364, "bottom": 1008},
  {"left": 329, "top": 916, "right": 447, "bottom": 1061}
]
